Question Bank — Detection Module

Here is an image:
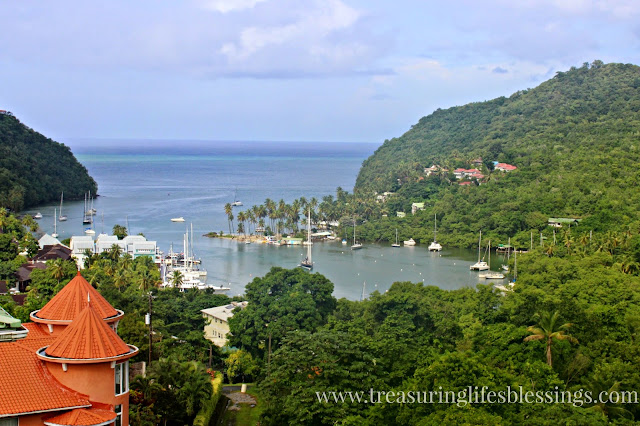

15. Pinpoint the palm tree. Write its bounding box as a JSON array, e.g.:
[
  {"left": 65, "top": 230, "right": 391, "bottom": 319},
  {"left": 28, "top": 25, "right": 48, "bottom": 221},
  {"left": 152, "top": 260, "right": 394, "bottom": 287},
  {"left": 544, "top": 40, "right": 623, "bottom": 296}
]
[
  {"left": 108, "top": 243, "right": 123, "bottom": 263},
  {"left": 170, "top": 270, "right": 184, "bottom": 287},
  {"left": 585, "top": 376, "right": 634, "bottom": 421},
  {"left": 224, "top": 203, "right": 233, "bottom": 235},
  {"left": 524, "top": 310, "right": 578, "bottom": 367},
  {"left": 49, "top": 259, "right": 66, "bottom": 286},
  {"left": 113, "top": 268, "right": 129, "bottom": 292}
]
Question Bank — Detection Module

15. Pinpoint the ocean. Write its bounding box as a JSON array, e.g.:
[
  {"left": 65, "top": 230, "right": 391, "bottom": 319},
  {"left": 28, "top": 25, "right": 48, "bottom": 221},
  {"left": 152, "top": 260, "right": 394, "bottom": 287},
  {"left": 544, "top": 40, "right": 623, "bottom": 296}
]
[{"left": 28, "top": 139, "right": 497, "bottom": 299}]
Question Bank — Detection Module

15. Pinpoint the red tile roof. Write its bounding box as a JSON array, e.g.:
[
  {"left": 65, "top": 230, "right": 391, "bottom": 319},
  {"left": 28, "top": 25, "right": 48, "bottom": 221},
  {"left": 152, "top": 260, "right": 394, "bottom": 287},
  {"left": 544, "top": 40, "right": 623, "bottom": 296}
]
[
  {"left": 45, "top": 304, "right": 131, "bottom": 360},
  {"left": 44, "top": 407, "right": 116, "bottom": 426},
  {"left": 0, "top": 341, "right": 90, "bottom": 416},
  {"left": 36, "top": 272, "right": 118, "bottom": 322}
]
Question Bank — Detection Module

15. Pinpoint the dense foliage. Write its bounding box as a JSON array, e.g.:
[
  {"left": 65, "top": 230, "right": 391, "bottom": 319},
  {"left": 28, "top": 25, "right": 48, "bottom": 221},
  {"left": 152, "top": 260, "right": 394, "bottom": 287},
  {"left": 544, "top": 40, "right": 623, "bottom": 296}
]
[
  {"left": 344, "top": 61, "right": 640, "bottom": 246},
  {"left": 251, "top": 239, "right": 640, "bottom": 424},
  {"left": 0, "top": 112, "right": 97, "bottom": 211}
]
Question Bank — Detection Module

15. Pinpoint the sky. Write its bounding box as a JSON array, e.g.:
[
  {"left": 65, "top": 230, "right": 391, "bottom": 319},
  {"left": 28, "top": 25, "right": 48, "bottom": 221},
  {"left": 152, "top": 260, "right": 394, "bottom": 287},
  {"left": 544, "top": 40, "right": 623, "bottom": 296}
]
[{"left": 1, "top": 0, "right": 639, "bottom": 143}]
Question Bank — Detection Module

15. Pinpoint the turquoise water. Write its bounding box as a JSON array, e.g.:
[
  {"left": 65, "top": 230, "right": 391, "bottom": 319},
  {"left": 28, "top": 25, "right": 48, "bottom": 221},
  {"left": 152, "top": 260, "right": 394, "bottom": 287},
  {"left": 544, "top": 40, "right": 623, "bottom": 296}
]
[{"left": 27, "top": 139, "right": 507, "bottom": 299}]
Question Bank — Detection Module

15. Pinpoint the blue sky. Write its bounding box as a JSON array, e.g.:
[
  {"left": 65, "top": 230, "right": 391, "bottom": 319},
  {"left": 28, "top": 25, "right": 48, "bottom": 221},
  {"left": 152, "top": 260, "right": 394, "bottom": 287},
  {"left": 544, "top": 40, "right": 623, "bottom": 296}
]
[{"left": 1, "top": 0, "right": 639, "bottom": 143}]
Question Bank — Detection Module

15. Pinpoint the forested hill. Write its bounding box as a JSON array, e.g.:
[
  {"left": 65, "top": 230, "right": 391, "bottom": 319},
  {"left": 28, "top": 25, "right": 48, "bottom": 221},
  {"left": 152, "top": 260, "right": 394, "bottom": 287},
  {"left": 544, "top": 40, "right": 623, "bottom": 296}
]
[
  {"left": 353, "top": 61, "right": 640, "bottom": 241},
  {"left": 0, "top": 112, "right": 97, "bottom": 211}
]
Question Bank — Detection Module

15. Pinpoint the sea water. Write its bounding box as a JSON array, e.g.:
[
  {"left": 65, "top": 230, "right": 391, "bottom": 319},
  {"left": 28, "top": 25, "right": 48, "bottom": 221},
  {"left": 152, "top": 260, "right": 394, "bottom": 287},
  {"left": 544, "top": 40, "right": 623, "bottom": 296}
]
[{"left": 28, "top": 139, "right": 503, "bottom": 299}]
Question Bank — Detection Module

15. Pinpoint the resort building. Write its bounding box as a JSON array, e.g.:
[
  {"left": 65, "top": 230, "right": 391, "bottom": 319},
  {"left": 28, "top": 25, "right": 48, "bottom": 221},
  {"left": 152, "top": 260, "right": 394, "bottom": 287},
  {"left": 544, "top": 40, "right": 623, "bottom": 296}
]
[
  {"left": 0, "top": 272, "right": 137, "bottom": 425},
  {"left": 70, "top": 234, "right": 161, "bottom": 269},
  {"left": 202, "top": 301, "right": 248, "bottom": 347}
]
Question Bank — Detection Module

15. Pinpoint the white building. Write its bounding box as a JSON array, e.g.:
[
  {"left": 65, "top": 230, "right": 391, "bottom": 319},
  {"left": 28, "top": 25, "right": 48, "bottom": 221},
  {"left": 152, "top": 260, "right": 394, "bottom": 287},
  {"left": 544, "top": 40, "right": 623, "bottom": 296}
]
[
  {"left": 70, "top": 234, "right": 161, "bottom": 269},
  {"left": 201, "top": 301, "right": 248, "bottom": 347}
]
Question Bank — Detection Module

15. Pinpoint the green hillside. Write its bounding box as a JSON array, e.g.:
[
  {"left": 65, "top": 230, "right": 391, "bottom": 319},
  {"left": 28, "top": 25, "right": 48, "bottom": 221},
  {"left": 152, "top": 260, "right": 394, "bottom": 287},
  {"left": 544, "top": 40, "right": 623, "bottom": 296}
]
[
  {"left": 0, "top": 111, "right": 97, "bottom": 211},
  {"left": 353, "top": 61, "right": 640, "bottom": 246}
]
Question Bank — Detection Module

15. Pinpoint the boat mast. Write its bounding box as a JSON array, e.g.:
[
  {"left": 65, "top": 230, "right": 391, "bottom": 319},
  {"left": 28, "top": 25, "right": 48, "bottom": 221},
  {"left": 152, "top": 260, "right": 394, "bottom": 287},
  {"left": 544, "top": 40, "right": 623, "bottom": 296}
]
[
  {"left": 353, "top": 220, "right": 356, "bottom": 245},
  {"left": 478, "top": 231, "right": 482, "bottom": 263},
  {"left": 54, "top": 208, "right": 57, "bottom": 235},
  {"left": 307, "top": 210, "right": 312, "bottom": 263},
  {"left": 433, "top": 213, "right": 437, "bottom": 242}
]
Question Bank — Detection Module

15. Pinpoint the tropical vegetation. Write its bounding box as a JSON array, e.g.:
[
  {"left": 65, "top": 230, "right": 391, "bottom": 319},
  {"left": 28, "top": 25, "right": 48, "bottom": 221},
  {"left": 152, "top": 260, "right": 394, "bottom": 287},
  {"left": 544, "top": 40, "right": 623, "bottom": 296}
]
[{"left": 0, "top": 112, "right": 97, "bottom": 211}]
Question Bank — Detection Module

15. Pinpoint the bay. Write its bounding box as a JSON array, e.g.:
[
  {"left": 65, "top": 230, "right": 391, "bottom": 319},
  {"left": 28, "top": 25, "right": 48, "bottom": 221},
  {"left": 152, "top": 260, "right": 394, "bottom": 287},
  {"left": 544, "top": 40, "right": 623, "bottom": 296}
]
[{"left": 27, "top": 139, "right": 507, "bottom": 300}]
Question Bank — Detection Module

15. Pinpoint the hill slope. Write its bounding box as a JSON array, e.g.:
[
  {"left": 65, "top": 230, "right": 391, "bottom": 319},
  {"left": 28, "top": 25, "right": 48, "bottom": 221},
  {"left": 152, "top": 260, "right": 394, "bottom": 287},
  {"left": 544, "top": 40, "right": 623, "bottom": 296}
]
[
  {"left": 0, "top": 112, "right": 97, "bottom": 211},
  {"left": 354, "top": 62, "right": 640, "bottom": 244}
]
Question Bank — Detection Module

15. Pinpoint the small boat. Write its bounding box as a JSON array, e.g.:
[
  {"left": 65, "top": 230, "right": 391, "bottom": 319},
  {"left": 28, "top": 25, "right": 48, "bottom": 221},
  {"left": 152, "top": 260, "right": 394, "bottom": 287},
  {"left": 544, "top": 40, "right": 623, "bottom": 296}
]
[
  {"left": 171, "top": 217, "right": 185, "bottom": 222},
  {"left": 428, "top": 213, "right": 442, "bottom": 251},
  {"left": 34, "top": 212, "right": 42, "bottom": 220},
  {"left": 231, "top": 188, "right": 242, "bottom": 206},
  {"left": 351, "top": 220, "right": 363, "bottom": 250},
  {"left": 84, "top": 229, "right": 96, "bottom": 235},
  {"left": 299, "top": 210, "right": 313, "bottom": 270},
  {"left": 341, "top": 239, "right": 347, "bottom": 245},
  {"left": 52, "top": 208, "right": 59, "bottom": 238},
  {"left": 58, "top": 192, "right": 67, "bottom": 222},
  {"left": 403, "top": 238, "right": 416, "bottom": 246},
  {"left": 470, "top": 231, "right": 489, "bottom": 270},
  {"left": 478, "top": 240, "right": 503, "bottom": 278},
  {"left": 392, "top": 229, "right": 400, "bottom": 247}
]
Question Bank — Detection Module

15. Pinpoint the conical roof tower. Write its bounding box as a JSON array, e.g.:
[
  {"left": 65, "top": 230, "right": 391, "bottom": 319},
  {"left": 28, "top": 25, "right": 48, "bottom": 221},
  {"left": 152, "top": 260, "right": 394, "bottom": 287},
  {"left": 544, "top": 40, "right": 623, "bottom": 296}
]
[
  {"left": 43, "top": 301, "right": 133, "bottom": 361},
  {"left": 31, "top": 272, "right": 123, "bottom": 331}
]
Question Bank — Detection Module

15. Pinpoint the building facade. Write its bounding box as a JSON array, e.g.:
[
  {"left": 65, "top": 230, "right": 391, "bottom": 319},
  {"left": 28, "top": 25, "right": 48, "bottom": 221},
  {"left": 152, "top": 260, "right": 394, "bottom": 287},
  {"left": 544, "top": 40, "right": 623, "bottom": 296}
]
[{"left": 0, "top": 272, "right": 138, "bottom": 426}]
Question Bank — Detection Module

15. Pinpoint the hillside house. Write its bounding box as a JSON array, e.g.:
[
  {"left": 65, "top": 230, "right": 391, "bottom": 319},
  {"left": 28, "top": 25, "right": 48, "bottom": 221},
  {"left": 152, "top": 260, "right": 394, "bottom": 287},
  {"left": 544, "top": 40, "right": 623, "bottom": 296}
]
[
  {"left": 411, "top": 202, "right": 425, "bottom": 214},
  {"left": 202, "top": 301, "right": 248, "bottom": 347},
  {"left": 495, "top": 163, "right": 517, "bottom": 172}
]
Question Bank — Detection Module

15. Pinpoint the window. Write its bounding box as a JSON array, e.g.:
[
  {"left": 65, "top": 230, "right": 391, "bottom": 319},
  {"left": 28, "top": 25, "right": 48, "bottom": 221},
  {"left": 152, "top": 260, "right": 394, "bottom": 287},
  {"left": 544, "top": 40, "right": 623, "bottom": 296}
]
[
  {"left": 115, "top": 404, "right": 122, "bottom": 426},
  {"left": 114, "top": 361, "right": 129, "bottom": 395},
  {"left": 0, "top": 418, "right": 18, "bottom": 426}
]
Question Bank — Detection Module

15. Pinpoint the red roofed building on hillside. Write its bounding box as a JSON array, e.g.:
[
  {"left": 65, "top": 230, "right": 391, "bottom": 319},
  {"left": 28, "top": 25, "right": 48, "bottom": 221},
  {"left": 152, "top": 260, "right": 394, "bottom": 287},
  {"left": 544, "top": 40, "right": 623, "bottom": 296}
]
[
  {"left": 495, "top": 163, "right": 517, "bottom": 172},
  {"left": 0, "top": 272, "right": 137, "bottom": 426}
]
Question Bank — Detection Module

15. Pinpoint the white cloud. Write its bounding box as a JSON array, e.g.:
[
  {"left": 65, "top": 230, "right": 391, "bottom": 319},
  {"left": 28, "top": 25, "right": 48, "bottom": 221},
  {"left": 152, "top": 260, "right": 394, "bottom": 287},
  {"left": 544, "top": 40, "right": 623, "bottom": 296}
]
[
  {"left": 220, "top": 0, "right": 361, "bottom": 62},
  {"left": 200, "top": 0, "right": 268, "bottom": 13}
]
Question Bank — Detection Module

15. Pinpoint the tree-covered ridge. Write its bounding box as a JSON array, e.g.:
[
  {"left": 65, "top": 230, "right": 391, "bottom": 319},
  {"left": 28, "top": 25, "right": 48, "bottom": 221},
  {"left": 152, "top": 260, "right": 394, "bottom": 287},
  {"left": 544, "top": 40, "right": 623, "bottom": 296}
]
[
  {"left": 0, "top": 112, "right": 97, "bottom": 211},
  {"left": 353, "top": 62, "right": 640, "bottom": 239}
]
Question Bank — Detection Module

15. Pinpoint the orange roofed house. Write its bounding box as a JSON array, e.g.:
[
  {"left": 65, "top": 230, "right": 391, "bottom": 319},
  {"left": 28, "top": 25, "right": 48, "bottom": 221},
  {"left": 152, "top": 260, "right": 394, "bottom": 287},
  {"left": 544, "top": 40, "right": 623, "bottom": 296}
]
[{"left": 0, "top": 272, "right": 138, "bottom": 426}]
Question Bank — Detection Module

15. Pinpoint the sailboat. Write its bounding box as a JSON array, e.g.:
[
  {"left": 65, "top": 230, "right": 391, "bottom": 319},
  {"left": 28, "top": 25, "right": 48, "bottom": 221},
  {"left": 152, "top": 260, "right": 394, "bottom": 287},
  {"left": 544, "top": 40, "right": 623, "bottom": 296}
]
[
  {"left": 83, "top": 193, "right": 92, "bottom": 224},
  {"left": 470, "top": 231, "right": 489, "bottom": 270},
  {"left": 495, "top": 251, "right": 516, "bottom": 292},
  {"left": 231, "top": 188, "right": 242, "bottom": 207},
  {"left": 501, "top": 237, "right": 511, "bottom": 271},
  {"left": 34, "top": 212, "right": 42, "bottom": 219},
  {"left": 52, "top": 208, "right": 59, "bottom": 238},
  {"left": 428, "top": 213, "right": 442, "bottom": 251},
  {"left": 58, "top": 192, "right": 67, "bottom": 221},
  {"left": 351, "top": 220, "right": 363, "bottom": 250},
  {"left": 300, "top": 210, "right": 313, "bottom": 270},
  {"left": 392, "top": 229, "right": 400, "bottom": 247},
  {"left": 479, "top": 241, "right": 505, "bottom": 279}
]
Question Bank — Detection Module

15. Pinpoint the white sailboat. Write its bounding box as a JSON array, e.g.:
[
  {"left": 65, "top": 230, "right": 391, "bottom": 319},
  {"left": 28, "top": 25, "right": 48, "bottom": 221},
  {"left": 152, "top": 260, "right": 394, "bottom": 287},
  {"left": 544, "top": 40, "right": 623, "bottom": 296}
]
[
  {"left": 351, "top": 220, "right": 363, "bottom": 250},
  {"left": 52, "top": 208, "right": 59, "bottom": 238},
  {"left": 231, "top": 188, "right": 242, "bottom": 206},
  {"left": 83, "top": 193, "right": 92, "bottom": 224},
  {"left": 428, "top": 213, "right": 442, "bottom": 251},
  {"left": 58, "top": 192, "right": 67, "bottom": 221},
  {"left": 392, "top": 229, "right": 400, "bottom": 247},
  {"left": 470, "top": 231, "right": 489, "bottom": 270},
  {"left": 34, "top": 212, "right": 42, "bottom": 219},
  {"left": 300, "top": 210, "right": 313, "bottom": 270},
  {"left": 479, "top": 241, "right": 505, "bottom": 279}
]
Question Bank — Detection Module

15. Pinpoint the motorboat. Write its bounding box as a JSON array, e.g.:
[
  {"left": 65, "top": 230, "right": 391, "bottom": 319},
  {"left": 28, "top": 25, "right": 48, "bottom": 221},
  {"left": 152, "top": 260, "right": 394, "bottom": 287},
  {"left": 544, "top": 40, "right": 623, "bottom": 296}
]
[
  {"left": 171, "top": 217, "right": 185, "bottom": 222},
  {"left": 34, "top": 212, "right": 42, "bottom": 220},
  {"left": 403, "top": 238, "right": 416, "bottom": 246}
]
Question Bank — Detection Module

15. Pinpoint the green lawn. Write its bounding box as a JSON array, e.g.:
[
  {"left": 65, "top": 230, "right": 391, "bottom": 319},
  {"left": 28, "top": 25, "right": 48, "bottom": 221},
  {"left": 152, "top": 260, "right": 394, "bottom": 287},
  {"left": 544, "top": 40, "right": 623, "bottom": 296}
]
[{"left": 217, "top": 386, "right": 262, "bottom": 426}]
